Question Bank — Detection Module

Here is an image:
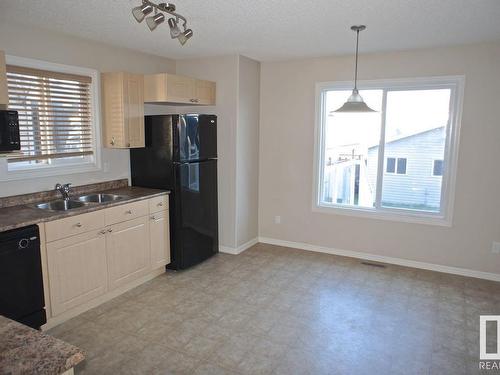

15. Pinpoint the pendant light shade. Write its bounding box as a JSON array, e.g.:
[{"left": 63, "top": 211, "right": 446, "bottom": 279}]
[{"left": 333, "top": 25, "right": 376, "bottom": 113}]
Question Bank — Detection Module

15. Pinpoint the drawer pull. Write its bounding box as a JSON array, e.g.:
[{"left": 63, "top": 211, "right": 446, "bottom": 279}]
[
  {"left": 157, "top": 202, "right": 163, "bottom": 207},
  {"left": 99, "top": 230, "right": 107, "bottom": 235},
  {"left": 125, "top": 210, "right": 132, "bottom": 215},
  {"left": 75, "top": 222, "right": 83, "bottom": 228},
  {"left": 107, "top": 228, "right": 113, "bottom": 233},
  {"left": 150, "top": 215, "right": 156, "bottom": 220}
]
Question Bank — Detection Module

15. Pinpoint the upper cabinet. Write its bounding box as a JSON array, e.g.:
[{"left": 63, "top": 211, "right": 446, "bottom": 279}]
[
  {"left": 102, "top": 72, "right": 145, "bottom": 149},
  {"left": 0, "top": 51, "right": 8, "bottom": 108},
  {"left": 144, "top": 73, "right": 216, "bottom": 105}
]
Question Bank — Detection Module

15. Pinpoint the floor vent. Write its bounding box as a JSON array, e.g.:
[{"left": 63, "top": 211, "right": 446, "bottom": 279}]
[{"left": 361, "top": 261, "right": 387, "bottom": 268}]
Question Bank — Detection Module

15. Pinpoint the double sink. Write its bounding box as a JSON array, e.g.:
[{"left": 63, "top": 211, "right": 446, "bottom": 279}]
[{"left": 35, "top": 194, "right": 128, "bottom": 212}]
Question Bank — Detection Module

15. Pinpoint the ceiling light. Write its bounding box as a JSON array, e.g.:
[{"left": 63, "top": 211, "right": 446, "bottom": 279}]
[
  {"left": 177, "top": 29, "right": 193, "bottom": 45},
  {"left": 132, "top": 1, "right": 193, "bottom": 46},
  {"left": 146, "top": 13, "right": 165, "bottom": 31},
  {"left": 168, "top": 18, "right": 181, "bottom": 38},
  {"left": 332, "top": 25, "right": 376, "bottom": 113},
  {"left": 132, "top": 2, "right": 153, "bottom": 23}
]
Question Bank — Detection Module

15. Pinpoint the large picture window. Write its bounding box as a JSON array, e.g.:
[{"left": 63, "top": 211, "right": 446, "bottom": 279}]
[
  {"left": 314, "top": 77, "right": 463, "bottom": 225},
  {"left": 2, "top": 56, "right": 100, "bottom": 179}
]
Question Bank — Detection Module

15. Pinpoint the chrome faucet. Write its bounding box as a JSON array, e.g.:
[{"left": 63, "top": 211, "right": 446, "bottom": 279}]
[{"left": 55, "top": 183, "right": 72, "bottom": 201}]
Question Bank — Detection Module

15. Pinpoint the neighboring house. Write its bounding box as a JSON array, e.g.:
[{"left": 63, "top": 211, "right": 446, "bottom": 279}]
[{"left": 367, "top": 126, "right": 446, "bottom": 211}]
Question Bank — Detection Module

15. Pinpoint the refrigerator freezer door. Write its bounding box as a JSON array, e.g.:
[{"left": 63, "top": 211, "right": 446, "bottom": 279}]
[
  {"left": 174, "top": 114, "right": 217, "bottom": 162},
  {"left": 171, "top": 159, "right": 218, "bottom": 269}
]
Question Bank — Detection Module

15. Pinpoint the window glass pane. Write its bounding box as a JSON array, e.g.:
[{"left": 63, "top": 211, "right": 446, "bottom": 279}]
[
  {"left": 386, "top": 158, "right": 396, "bottom": 173},
  {"left": 380, "top": 89, "right": 451, "bottom": 212},
  {"left": 397, "top": 158, "right": 407, "bottom": 174},
  {"left": 433, "top": 160, "right": 443, "bottom": 176},
  {"left": 320, "top": 89, "right": 383, "bottom": 207}
]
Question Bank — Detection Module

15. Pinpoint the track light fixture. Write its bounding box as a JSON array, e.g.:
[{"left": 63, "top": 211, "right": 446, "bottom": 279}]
[{"left": 132, "top": 0, "right": 193, "bottom": 46}]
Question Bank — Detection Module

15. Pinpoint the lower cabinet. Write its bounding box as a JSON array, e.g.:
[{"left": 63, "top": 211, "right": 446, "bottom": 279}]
[
  {"left": 47, "top": 231, "right": 108, "bottom": 317},
  {"left": 106, "top": 216, "right": 151, "bottom": 291},
  {"left": 149, "top": 210, "right": 171, "bottom": 269},
  {"left": 43, "top": 195, "right": 170, "bottom": 319}
]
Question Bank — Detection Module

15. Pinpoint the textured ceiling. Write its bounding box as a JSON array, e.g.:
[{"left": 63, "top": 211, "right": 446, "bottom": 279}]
[{"left": 1, "top": 0, "right": 500, "bottom": 61}]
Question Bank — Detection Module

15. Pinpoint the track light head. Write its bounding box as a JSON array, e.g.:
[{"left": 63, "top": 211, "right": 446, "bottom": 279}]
[
  {"left": 177, "top": 29, "right": 193, "bottom": 45},
  {"left": 168, "top": 18, "right": 181, "bottom": 38},
  {"left": 146, "top": 13, "right": 165, "bottom": 31},
  {"left": 132, "top": 3, "right": 153, "bottom": 23}
]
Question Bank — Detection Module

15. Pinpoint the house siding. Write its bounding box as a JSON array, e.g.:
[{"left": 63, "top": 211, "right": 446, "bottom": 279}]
[{"left": 368, "top": 127, "right": 446, "bottom": 210}]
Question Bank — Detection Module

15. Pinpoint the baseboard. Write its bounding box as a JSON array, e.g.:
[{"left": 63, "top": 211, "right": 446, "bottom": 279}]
[
  {"left": 258, "top": 236, "right": 500, "bottom": 282},
  {"left": 220, "top": 237, "right": 259, "bottom": 255}
]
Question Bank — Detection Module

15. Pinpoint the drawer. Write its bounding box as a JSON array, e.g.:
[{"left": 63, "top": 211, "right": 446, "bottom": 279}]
[
  {"left": 149, "top": 195, "right": 169, "bottom": 213},
  {"left": 105, "top": 199, "right": 149, "bottom": 226},
  {"left": 45, "top": 210, "right": 105, "bottom": 242}
]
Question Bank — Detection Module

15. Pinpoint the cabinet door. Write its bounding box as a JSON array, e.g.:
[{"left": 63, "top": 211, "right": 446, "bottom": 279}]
[
  {"left": 166, "top": 74, "right": 195, "bottom": 104},
  {"left": 149, "top": 210, "right": 171, "bottom": 269},
  {"left": 0, "top": 51, "right": 7, "bottom": 107},
  {"left": 47, "top": 230, "right": 108, "bottom": 316},
  {"left": 195, "top": 79, "right": 216, "bottom": 105},
  {"left": 101, "top": 72, "right": 126, "bottom": 148},
  {"left": 125, "top": 73, "right": 145, "bottom": 148},
  {"left": 106, "top": 216, "right": 150, "bottom": 290}
]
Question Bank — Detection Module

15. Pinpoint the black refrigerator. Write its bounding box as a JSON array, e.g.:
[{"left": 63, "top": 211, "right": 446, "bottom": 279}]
[{"left": 130, "top": 114, "right": 218, "bottom": 270}]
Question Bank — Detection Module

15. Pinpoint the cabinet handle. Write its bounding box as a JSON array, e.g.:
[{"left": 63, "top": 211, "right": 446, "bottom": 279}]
[
  {"left": 126, "top": 143, "right": 131, "bottom": 147},
  {"left": 75, "top": 222, "right": 83, "bottom": 228},
  {"left": 157, "top": 202, "right": 163, "bottom": 207},
  {"left": 99, "top": 230, "right": 107, "bottom": 235},
  {"left": 190, "top": 98, "right": 196, "bottom": 103},
  {"left": 150, "top": 215, "right": 156, "bottom": 220},
  {"left": 125, "top": 210, "right": 132, "bottom": 215},
  {"left": 107, "top": 228, "right": 113, "bottom": 233},
  {"left": 110, "top": 137, "right": 115, "bottom": 146}
]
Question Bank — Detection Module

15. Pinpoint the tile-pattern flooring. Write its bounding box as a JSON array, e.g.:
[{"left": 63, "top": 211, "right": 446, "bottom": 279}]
[{"left": 48, "top": 244, "right": 500, "bottom": 375}]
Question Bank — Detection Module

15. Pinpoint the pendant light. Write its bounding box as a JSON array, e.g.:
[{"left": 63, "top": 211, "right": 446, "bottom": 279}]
[{"left": 333, "top": 25, "right": 376, "bottom": 113}]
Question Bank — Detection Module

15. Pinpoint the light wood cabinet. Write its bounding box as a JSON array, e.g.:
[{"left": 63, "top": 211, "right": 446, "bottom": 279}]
[
  {"left": 0, "top": 51, "right": 8, "bottom": 108},
  {"left": 144, "top": 73, "right": 215, "bottom": 105},
  {"left": 101, "top": 72, "right": 145, "bottom": 148},
  {"left": 106, "top": 216, "right": 151, "bottom": 291},
  {"left": 149, "top": 210, "right": 171, "bottom": 269},
  {"left": 47, "top": 230, "right": 108, "bottom": 316}
]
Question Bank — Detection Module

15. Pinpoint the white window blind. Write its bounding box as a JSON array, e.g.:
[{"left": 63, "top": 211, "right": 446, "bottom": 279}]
[{"left": 6, "top": 65, "right": 94, "bottom": 163}]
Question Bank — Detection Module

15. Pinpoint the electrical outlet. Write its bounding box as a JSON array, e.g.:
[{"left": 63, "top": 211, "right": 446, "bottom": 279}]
[
  {"left": 492, "top": 242, "right": 500, "bottom": 254},
  {"left": 274, "top": 216, "right": 281, "bottom": 224}
]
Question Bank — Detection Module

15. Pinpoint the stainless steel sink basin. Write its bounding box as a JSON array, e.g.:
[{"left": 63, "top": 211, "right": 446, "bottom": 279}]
[
  {"left": 77, "top": 193, "right": 126, "bottom": 203},
  {"left": 36, "top": 200, "right": 86, "bottom": 211}
]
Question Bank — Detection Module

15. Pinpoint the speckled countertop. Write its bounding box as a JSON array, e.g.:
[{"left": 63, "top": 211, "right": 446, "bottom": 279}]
[
  {"left": 0, "top": 315, "right": 85, "bottom": 375},
  {"left": 0, "top": 184, "right": 170, "bottom": 232}
]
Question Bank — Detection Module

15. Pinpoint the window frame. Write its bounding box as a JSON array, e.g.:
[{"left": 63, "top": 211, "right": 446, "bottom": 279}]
[
  {"left": 312, "top": 76, "right": 465, "bottom": 226},
  {"left": 0, "top": 55, "right": 102, "bottom": 181},
  {"left": 385, "top": 157, "right": 407, "bottom": 175}
]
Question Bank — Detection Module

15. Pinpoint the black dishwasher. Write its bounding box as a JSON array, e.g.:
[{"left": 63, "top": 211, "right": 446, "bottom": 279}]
[{"left": 0, "top": 225, "right": 46, "bottom": 329}]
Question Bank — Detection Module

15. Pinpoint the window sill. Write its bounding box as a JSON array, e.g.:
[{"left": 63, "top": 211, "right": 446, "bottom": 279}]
[
  {"left": 0, "top": 162, "right": 102, "bottom": 182},
  {"left": 313, "top": 203, "right": 452, "bottom": 227}
]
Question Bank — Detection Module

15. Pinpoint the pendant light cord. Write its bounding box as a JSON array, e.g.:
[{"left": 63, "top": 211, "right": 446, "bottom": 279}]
[{"left": 354, "top": 29, "right": 359, "bottom": 91}]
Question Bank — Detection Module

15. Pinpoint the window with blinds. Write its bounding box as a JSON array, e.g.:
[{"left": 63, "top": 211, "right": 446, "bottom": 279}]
[{"left": 6, "top": 65, "right": 95, "bottom": 168}]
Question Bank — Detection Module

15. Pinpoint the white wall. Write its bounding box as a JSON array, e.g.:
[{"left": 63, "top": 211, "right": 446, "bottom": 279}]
[
  {"left": 0, "top": 21, "right": 175, "bottom": 197},
  {"left": 236, "top": 56, "right": 260, "bottom": 247},
  {"left": 259, "top": 41, "right": 500, "bottom": 276}
]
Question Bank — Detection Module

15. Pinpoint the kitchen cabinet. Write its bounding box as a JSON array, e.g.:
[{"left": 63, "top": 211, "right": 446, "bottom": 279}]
[
  {"left": 0, "top": 51, "right": 8, "bottom": 108},
  {"left": 144, "top": 73, "right": 215, "bottom": 105},
  {"left": 42, "top": 194, "right": 170, "bottom": 322},
  {"left": 106, "top": 216, "right": 150, "bottom": 291},
  {"left": 149, "top": 210, "right": 171, "bottom": 269},
  {"left": 101, "top": 72, "right": 145, "bottom": 148},
  {"left": 46, "top": 230, "right": 108, "bottom": 316}
]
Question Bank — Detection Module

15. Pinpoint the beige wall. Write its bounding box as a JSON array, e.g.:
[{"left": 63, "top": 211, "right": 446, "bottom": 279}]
[
  {"left": 175, "top": 56, "right": 239, "bottom": 248},
  {"left": 0, "top": 21, "right": 175, "bottom": 197},
  {"left": 236, "top": 56, "right": 260, "bottom": 247},
  {"left": 259, "top": 41, "right": 500, "bottom": 275}
]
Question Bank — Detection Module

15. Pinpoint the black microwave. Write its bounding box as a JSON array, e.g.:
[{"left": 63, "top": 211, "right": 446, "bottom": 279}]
[{"left": 0, "top": 110, "right": 20, "bottom": 151}]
